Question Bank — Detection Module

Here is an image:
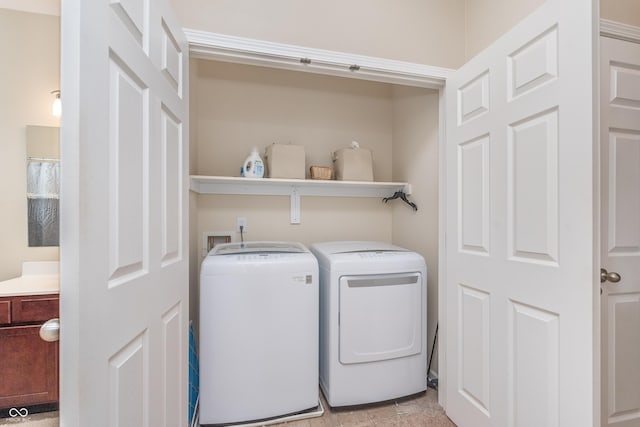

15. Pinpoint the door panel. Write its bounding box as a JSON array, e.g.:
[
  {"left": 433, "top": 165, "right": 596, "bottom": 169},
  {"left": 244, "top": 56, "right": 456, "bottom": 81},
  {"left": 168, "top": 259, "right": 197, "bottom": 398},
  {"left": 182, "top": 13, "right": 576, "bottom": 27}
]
[
  {"left": 108, "top": 55, "right": 147, "bottom": 284},
  {"left": 506, "top": 25, "right": 558, "bottom": 100},
  {"left": 459, "top": 135, "right": 490, "bottom": 255},
  {"left": 445, "top": 1, "right": 597, "bottom": 426},
  {"left": 608, "top": 132, "right": 640, "bottom": 255},
  {"left": 507, "top": 301, "right": 559, "bottom": 427},
  {"left": 601, "top": 35, "right": 640, "bottom": 427},
  {"left": 458, "top": 285, "right": 490, "bottom": 416},
  {"left": 160, "top": 20, "right": 183, "bottom": 95},
  {"left": 507, "top": 107, "right": 558, "bottom": 264},
  {"left": 60, "top": 0, "right": 189, "bottom": 425},
  {"left": 609, "top": 65, "right": 640, "bottom": 109},
  {"left": 161, "top": 106, "right": 183, "bottom": 266}
]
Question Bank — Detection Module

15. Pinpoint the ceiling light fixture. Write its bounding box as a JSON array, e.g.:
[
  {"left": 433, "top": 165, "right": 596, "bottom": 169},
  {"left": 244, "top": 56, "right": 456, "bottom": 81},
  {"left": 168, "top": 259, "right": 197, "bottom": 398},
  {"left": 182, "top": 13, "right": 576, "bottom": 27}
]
[{"left": 51, "top": 90, "right": 61, "bottom": 117}]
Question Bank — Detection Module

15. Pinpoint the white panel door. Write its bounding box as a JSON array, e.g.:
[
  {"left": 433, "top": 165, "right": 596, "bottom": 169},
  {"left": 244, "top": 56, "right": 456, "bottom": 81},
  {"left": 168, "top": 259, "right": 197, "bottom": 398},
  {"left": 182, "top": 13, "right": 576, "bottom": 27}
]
[
  {"left": 59, "top": 0, "right": 189, "bottom": 426},
  {"left": 445, "top": 1, "right": 598, "bottom": 426},
  {"left": 600, "top": 35, "right": 640, "bottom": 427}
]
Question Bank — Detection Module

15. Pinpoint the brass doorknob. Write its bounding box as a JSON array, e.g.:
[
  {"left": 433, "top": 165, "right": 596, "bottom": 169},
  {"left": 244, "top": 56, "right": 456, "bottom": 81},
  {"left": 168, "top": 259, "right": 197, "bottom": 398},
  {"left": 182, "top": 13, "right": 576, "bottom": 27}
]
[
  {"left": 600, "top": 268, "right": 621, "bottom": 284},
  {"left": 39, "top": 318, "right": 59, "bottom": 342}
]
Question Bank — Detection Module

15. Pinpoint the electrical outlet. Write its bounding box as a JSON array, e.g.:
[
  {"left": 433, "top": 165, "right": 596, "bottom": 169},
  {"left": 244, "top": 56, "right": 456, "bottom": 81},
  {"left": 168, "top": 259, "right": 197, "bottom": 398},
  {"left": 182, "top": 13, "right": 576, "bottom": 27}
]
[{"left": 236, "top": 217, "right": 247, "bottom": 232}]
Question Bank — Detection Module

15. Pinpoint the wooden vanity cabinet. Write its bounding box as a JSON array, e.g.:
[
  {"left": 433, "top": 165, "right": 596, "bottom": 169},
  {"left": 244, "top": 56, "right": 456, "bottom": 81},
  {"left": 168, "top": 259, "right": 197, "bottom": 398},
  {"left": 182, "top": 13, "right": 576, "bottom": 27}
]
[{"left": 0, "top": 294, "right": 59, "bottom": 410}]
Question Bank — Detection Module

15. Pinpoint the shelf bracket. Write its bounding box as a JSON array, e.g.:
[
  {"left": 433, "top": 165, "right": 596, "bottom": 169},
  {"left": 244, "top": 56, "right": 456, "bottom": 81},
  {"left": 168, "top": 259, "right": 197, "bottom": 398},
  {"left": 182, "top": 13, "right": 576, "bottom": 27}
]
[{"left": 290, "top": 187, "right": 301, "bottom": 224}]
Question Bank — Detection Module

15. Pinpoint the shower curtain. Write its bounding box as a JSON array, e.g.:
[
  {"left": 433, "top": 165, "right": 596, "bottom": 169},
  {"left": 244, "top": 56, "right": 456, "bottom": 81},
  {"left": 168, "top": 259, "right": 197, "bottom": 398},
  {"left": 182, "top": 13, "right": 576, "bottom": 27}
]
[{"left": 27, "top": 161, "right": 60, "bottom": 246}]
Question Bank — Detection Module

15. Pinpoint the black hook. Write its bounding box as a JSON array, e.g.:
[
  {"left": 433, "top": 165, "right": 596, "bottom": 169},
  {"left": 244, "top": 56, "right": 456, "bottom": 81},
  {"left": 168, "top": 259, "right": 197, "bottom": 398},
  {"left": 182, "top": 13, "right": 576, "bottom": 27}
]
[{"left": 382, "top": 191, "right": 418, "bottom": 211}]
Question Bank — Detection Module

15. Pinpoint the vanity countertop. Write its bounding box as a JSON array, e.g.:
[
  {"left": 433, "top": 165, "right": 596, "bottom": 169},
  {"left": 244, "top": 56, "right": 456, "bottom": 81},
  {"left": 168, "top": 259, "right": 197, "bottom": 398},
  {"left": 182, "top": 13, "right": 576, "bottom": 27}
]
[
  {"left": 0, "top": 275, "right": 59, "bottom": 297},
  {"left": 0, "top": 261, "right": 59, "bottom": 297}
]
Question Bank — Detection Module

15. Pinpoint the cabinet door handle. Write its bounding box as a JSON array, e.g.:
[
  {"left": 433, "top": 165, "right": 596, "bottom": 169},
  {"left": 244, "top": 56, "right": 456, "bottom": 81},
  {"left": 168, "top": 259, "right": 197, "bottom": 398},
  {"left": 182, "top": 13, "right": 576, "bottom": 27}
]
[{"left": 39, "top": 318, "right": 59, "bottom": 342}]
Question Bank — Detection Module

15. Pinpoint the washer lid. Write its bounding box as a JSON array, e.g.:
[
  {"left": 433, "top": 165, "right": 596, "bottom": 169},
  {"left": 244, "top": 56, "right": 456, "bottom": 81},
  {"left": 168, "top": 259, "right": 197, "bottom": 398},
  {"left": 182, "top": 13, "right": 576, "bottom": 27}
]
[
  {"left": 311, "top": 241, "right": 408, "bottom": 255},
  {"left": 209, "top": 241, "right": 308, "bottom": 256}
]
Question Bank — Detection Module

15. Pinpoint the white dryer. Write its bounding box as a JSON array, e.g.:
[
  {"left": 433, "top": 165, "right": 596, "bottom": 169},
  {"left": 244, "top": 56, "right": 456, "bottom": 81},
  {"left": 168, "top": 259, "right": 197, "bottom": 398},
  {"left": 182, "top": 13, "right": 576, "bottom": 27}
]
[
  {"left": 310, "top": 241, "right": 427, "bottom": 407},
  {"left": 199, "top": 241, "right": 319, "bottom": 425}
]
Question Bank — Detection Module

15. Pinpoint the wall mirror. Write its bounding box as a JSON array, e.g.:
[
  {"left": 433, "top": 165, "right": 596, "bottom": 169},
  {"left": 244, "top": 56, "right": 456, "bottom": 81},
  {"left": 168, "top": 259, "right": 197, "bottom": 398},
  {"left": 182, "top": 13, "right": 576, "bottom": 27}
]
[{"left": 26, "top": 125, "right": 60, "bottom": 247}]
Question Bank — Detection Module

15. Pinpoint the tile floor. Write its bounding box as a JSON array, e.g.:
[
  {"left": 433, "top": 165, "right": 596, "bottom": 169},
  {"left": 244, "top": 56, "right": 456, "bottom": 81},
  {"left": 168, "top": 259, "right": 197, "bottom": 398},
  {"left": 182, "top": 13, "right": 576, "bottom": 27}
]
[{"left": 271, "top": 388, "right": 455, "bottom": 427}]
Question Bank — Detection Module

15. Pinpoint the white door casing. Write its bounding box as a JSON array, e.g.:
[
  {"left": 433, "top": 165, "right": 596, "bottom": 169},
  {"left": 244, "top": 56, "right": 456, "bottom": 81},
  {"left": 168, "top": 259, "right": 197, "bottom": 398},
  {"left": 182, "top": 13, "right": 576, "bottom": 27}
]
[
  {"left": 60, "top": 0, "right": 189, "bottom": 426},
  {"left": 445, "top": 1, "right": 598, "bottom": 426},
  {"left": 600, "top": 35, "right": 640, "bottom": 427}
]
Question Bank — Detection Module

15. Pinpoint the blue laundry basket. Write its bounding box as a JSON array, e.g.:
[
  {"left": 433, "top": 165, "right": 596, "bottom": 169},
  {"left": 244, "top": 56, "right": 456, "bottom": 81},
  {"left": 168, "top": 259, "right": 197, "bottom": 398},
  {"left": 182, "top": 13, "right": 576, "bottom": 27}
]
[{"left": 188, "top": 321, "right": 199, "bottom": 427}]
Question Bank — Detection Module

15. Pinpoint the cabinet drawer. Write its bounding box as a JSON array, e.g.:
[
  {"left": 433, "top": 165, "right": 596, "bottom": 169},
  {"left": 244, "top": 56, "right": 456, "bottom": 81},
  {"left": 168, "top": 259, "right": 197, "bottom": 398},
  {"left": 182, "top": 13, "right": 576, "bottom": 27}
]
[
  {"left": 11, "top": 295, "right": 58, "bottom": 324},
  {"left": 0, "top": 300, "right": 10, "bottom": 325}
]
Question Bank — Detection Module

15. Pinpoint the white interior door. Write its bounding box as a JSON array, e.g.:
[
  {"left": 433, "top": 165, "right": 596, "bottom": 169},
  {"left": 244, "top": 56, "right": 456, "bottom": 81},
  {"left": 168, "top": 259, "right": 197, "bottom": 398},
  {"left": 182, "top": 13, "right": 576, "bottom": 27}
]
[
  {"left": 59, "top": 0, "right": 189, "bottom": 426},
  {"left": 600, "top": 34, "right": 640, "bottom": 427},
  {"left": 444, "top": 1, "right": 598, "bottom": 426}
]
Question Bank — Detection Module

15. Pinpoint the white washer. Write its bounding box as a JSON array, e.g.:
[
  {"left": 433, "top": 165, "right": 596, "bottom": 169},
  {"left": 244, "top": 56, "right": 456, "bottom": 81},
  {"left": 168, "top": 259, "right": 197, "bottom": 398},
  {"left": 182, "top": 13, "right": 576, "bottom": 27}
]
[
  {"left": 310, "top": 241, "right": 427, "bottom": 407},
  {"left": 199, "top": 241, "right": 319, "bottom": 425}
]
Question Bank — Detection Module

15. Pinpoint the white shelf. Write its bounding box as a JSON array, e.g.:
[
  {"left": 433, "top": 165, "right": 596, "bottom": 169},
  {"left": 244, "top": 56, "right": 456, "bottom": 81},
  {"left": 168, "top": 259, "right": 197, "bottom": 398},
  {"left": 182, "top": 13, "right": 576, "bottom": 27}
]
[
  {"left": 190, "top": 175, "right": 411, "bottom": 224},
  {"left": 190, "top": 175, "right": 410, "bottom": 197}
]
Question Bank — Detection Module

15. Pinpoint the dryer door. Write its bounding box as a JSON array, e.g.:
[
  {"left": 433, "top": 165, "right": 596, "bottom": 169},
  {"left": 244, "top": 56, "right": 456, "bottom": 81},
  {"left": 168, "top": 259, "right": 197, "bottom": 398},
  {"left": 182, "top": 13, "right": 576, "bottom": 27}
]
[{"left": 339, "top": 272, "right": 422, "bottom": 364}]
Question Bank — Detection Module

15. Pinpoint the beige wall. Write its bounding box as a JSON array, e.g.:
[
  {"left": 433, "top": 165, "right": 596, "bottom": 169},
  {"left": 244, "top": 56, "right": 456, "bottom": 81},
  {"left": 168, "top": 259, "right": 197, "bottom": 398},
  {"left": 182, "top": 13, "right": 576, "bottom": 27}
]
[
  {"left": 601, "top": 0, "right": 640, "bottom": 27},
  {"left": 465, "top": 1, "right": 640, "bottom": 61},
  {"left": 192, "top": 60, "right": 395, "bottom": 257},
  {"left": 197, "top": 195, "right": 392, "bottom": 249},
  {"left": 193, "top": 60, "right": 393, "bottom": 180},
  {"left": 0, "top": 8, "right": 60, "bottom": 281},
  {"left": 391, "top": 86, "right": 440, "bottom": 373},
  {"left": 172, "top": 0, "right": 466, "bottom": 69},
  {"left": 464, "top": 0, "right": 545, "bottom": 60}
]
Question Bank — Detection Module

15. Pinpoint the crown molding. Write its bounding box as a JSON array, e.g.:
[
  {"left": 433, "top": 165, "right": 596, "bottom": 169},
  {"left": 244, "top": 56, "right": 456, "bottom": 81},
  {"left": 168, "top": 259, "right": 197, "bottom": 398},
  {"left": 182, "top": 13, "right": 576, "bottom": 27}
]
[
  {"left": 185, "top": 29, "right": 453, "bottom": 89},
  {"left": 600, "top": 18, "right": 640, "bottom": 43}
]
